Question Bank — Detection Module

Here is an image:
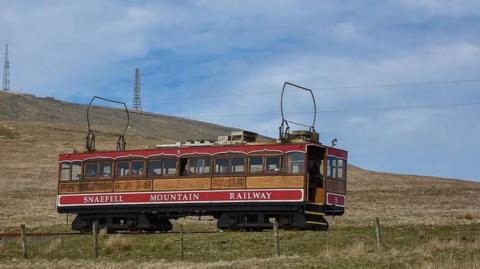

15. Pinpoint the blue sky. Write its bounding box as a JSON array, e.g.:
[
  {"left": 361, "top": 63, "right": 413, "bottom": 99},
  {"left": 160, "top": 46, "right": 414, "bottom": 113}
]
[{"left": 1, "top": 0, "right": 479, "bottom": 180}]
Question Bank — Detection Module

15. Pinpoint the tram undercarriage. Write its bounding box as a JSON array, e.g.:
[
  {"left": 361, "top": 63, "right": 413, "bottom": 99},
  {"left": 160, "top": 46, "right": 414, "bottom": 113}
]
[{"left": 71, "top": 210, "right": 330, "bottom": 233}]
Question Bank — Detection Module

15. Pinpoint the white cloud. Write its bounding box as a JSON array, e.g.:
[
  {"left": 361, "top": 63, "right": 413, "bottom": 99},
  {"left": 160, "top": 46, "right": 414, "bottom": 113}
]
[
  {"left": 0, "top": 0, "right": 479, "bottom": 179},
  {"left": 333, "top": 23, "right": 362, "bottom": 42},
  {"left": 396, "top": 0, "right": 480, "bottom": 16}
]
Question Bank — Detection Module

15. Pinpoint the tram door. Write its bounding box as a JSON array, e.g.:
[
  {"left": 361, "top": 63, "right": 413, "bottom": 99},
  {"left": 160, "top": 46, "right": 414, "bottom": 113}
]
[{"left": 307, "top": 145, "right": 326, "bottom": 203}]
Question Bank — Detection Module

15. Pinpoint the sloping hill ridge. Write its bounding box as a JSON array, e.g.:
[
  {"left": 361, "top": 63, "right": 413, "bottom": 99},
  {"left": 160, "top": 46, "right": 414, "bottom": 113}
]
[
  {"left": 0, "top": 91, "right": 236, "bottom": 143},
  {"left": 0, "top": 90, "right": 479, "bottom": 228}
]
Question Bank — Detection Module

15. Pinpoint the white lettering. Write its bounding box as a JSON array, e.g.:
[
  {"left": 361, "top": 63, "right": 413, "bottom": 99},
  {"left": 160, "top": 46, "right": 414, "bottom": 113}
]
[
  {"left": 229, "top": 191, "right": 273, "bottom": 200},
  {"left": 150, "top": 193, "right": 201, "bottom": 202},
  {"left": 83, "top": 195, "right": 123, "bottom": 204}
]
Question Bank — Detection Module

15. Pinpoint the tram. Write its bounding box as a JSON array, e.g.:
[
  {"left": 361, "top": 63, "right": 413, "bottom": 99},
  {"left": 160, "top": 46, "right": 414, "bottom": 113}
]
[{"left": 56, "top": 83, "right": 347, "bottom": 232}]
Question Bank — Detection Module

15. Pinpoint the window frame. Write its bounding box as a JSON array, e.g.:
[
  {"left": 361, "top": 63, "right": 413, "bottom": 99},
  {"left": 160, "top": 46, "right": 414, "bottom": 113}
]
[
  {"left": 84, "top": 161, "right": 100, "bottom": 180},
  {"left": 147, "top": 159, "right": 163, "bottom": 177},
  {"left": 265, "top": 155, "right": 282, "bottom": 174},
  {"left": 214, "top": 157, "right": 231, "bottom": 175},
  {"left": 98, "top": 161, "right": 113, "bottom": 179},
  {"left": 213, "top": 154, "right": 246, "bottom": 176},
  {"left": 59, "top": 162, "right": 72, "bottom": 181},
  {"left": 162, "top": 158, "right": 178, "bottom": 177},
  {"left": 230, "top": 156, "right": 246, "bottom": 174},
  {"left": 82, "top": 160, "right": 113, "bottom": 180},
  {"left": 116, "top": 159, "right": 145, "bottom": 178},
  {"left": 187, "top": 156, "right": 212, "bottom": 176},
  {"left": 327, "top": 157, "right": 335, "bottom": 179},
  {"left": 326, "top": 157, "right": 347, "bottom": 180},
  {"left": 130, "top": 160, "right": 146, "bottom": 178},
  {"left": 248, "top": 155, "right": 265, "bottom": 174},
  {"left": 336, "top": 158, "right": 347, "bottom": 181},
  {"left": 71, "top": 161, "right": 82, "bottom": 181},
  {"left": 286, "top": 152, "right": 305, "bottom": 175}
]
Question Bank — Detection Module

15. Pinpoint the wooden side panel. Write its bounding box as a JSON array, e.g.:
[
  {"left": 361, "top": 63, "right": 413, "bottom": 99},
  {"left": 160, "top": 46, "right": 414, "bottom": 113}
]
[
  {"left": 212, "top": 177, "right": 246, "bottom": 189},
  {"left": 79, "top": 181, "right": 113, "bottom": 193},
  {"left": 59, "top": 181, "right": 113, "bottom": 194},
  {"left": 325, "top": 179, "right": 346, "bottom": 194},
  {"left": 114, "top": 180, "right": 152, "bottom": 192},
  {"left": 153, "top": 178, "right": 211, "bottom": 190},
  {"left": 314, "top": 188, "right": 324, "bottom": 204},
  {"left": 246, "top": 175, "right": 304, "bottom": 189},
  {"left": 59, "top": 183, "right": 80, "bottom": 194}
]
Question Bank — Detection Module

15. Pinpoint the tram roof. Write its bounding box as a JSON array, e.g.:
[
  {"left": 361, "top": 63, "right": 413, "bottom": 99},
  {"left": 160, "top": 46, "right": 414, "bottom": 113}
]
[{"left": 59, "top": 142, "right": 347, "bottom": 162}]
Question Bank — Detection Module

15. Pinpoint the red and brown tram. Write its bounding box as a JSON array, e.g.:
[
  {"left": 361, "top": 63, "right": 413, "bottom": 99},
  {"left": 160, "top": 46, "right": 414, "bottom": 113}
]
[
  {"left": 57, "top": 134, "right": 347, "bottom": 232},
  {"left": 57, "top": 83, "right": 347, "bottom": 232}
]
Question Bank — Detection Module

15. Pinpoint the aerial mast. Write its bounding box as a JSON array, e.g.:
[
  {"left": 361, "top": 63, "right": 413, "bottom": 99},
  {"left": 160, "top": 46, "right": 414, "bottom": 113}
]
[
  {"left": 133, "top": 68, "right": 142, "bottom": 111},
  {"left": 2, "top": 43, "right": 9, "bottom": 91}
]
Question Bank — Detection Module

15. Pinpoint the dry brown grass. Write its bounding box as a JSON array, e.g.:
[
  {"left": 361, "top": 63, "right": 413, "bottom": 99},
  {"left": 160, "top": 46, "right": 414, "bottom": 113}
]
[
  {"left": 344, "top": 240, "right": 369, "bottom": 257},
  {"left": 103, "top": 234, "right": 133, "bottom": 254},
  {"left": 420, "top": 257, "right": 480, "bottom": 269},
  {"left": 1, "top": 119, "right": 479, "bottom": 228},
  {"left": 43, "top": 237, "right": 63, "bottom": 255},
  {"left": 0, "top": 91, "right": 479, "bottom": 229},
  {"left": 1, "top": 254, "right": 480, "bottom": 269}
]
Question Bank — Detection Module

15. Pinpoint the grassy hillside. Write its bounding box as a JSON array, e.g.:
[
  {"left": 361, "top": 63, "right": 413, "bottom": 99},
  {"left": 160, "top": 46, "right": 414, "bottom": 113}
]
[
  {"left": 1, "top": 223, "right": 479, "bottom": 269},
  {"left": 0, "top": 90, "right": 479, "bottom": 268},
  {"left": 0, "top": 91, "right": 235, "bottom": 142},
  {"left": 1, "top": 91, "right": 478, "bottom": 228}
]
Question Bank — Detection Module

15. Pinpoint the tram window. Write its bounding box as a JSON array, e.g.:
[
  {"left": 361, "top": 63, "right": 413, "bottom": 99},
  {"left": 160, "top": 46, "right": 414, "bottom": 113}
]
[
  {"left": 163, "top": 159, "right": 177, "bottom": 175},
  {"left": 197, "top": 158, "right": 211, "bottom": 174},
  {"left": 99, "top": 162, "right": 112, "bottom": 178},
  {"left": 327, "top": 157, "right": 339, "bottom": 178},
  {"left": 148, "top": 160, "right": 162, "bottom": 176},
  {"left": 188, "top": 159, "right": 196, "bottom": 174},
  {"left": 188, "top": 158, "right": 211, "bottom": 175},
  {"left": 249, "top": 156, "right": 263, "bottom": 173},
  {"left": 131, "top": 160, "right": 145, "bottom": 176},
  {"left": 60, "top": 163, "right": 70, "bottom": 181},
  {"left": 117, "top": 161, "right": 130, "bottom": 177},
  {"left": 215, "top": 158, "right": 229, "bottom": 174},
  {"left": 231, "top": 157, "right": 244, "bottom": 173},
  {"left": 287, "top": 152, "right": 304, "bottom": 173},
  {"left": 266, "top": 156, "right": 281, "bottom": 173},
  {"left": 327, "top": 157, "right": 334, "bottom": 178},
  {"left": 72, "top": 162, "right": 81, "bottom": 180},
  {"left": 337, "top": 159, "right": 345, "bottom": 180},
  {"left": 85, "top": 162, "right": 98, "bottom": 179}
]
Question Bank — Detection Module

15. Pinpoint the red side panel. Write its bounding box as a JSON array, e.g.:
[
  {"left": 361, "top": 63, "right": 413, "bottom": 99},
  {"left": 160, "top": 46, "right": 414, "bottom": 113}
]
[
  {"left": 57, "top": 189, "right": 304, "bottom": 207},
  {"left": 326, "top": 192, "right": 345, "bottom": 207},
  {"left": 326, "top": 147, "right": 348, "bottom": 159},
  {"left": 59, "top": 144, "right": 309, "bottom": 162}
]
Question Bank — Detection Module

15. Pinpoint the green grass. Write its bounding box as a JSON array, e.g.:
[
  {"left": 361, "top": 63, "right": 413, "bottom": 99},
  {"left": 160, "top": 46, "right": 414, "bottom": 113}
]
[{"left": 0, "top": 222, "right": 479, "bottom": 268}]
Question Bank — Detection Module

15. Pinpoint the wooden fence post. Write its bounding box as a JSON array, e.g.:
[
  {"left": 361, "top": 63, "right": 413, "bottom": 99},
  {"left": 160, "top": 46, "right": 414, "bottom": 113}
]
[
  {"left": 271, "top": 218, "right": 280, "bottom": 257},
  {"left": 20, "top": 224, "right": 27, "bottom": 258},
  {"left": 180, "top": 224, "right": 185, "bottom": 260},
  {"left": 375, "top": 218, "right": 382, "bottom": 249},
  {"left": 92, "top": 222, "right": 99, "bottom": 258}
]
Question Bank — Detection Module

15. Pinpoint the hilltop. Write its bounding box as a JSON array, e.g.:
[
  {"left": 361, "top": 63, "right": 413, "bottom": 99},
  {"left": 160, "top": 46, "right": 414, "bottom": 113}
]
[
  {"left": 0, "top": 90, "right": 479, "bottom": 228},
  {"left": 0, "top": 90, "right": 236, "bottom": 143}
]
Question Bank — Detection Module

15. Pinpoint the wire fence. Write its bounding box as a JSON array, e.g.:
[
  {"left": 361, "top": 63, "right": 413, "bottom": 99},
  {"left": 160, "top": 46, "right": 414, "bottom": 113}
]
[{"left": 0, "top": 219, "right": 399, "bottom": 261}]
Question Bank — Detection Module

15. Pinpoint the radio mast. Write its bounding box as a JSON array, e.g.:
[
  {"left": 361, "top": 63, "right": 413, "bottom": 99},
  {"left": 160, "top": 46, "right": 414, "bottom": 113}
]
[
  {"left": 2, "top": 43, "right": 9, "bottom": 91},
  {"left": 133, "top": 68, "right": 142, "bottom": 111}
]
